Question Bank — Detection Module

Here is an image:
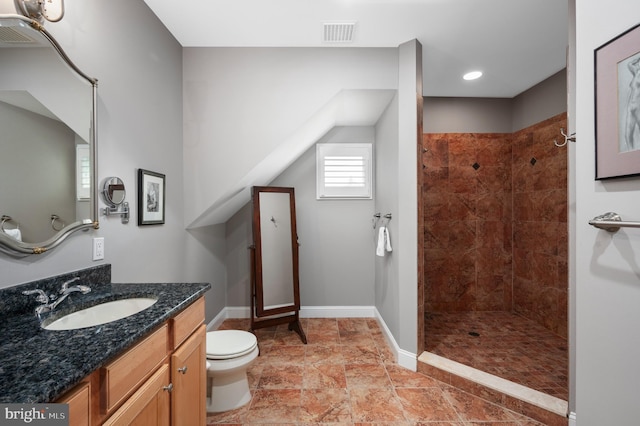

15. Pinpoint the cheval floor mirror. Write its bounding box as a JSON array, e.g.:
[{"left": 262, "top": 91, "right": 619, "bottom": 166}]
[{"left": 250, "top": 186, "right": 306, "bottom": 343}]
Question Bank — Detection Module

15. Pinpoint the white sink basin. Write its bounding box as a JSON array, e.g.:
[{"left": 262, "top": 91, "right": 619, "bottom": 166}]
[{"left": 42, "top": 297, "right": 158, "bottom": 331}]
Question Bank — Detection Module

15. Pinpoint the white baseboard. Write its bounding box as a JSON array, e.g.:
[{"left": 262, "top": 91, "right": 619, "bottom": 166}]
[
  {"left": 207, "top": 305, "right": 417, "bottom": 371},
  {"left": 372, "top": 308, "right": 417, "bottom": 371},
  {"left": 301, "top": 305, "right": 376, "bottom": 318},
  {"left": 568, "top": 411, "right": 576, "bottom": 426}
]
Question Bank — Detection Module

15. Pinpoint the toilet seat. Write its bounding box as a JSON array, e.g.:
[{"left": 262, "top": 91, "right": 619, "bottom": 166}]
[{"left": 206, "top": 330, "right": 257, "bottom": 360}]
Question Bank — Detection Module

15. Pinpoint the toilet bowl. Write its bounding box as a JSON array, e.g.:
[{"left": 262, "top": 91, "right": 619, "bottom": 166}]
[{"left": 205, "top": 330, "right": 259, "bottom": 413}]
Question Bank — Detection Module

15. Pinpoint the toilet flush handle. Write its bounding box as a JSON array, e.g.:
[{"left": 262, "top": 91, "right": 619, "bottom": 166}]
[{"left": 177, "top": 366, "right": 188, "bottom": 374}]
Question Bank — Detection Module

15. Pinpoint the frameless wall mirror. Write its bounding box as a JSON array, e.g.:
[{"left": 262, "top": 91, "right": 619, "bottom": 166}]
[
  {"left": 0, "top": 14, "right": 98, "bottom": 256},
  {"left": 250, "top": 186, "right": 306, "bottom": 343},
  {"left": 101, "top": 177, "right": 129, "bottom": 224}
]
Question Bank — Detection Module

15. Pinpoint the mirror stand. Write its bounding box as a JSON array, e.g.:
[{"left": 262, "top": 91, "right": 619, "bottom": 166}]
[
  {"left": 249, "top": 247, "right": 307, "bottom": 343},
  {"left": 249, "top": 186, "right": 306, "bottom": 344}
]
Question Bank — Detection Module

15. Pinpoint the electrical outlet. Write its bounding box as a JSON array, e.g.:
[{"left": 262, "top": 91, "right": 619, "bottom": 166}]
[{"left": 93, "top": 237, "right": 104, "bottom": 261}]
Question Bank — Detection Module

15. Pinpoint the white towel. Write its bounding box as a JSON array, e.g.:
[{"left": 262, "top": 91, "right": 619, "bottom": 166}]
[
  {"left": 376, "top": 226, "right": 392, "bottom": 257},
  {"left": 3, "top": 228, "right": 22, "bottom": 242},
  {"left": 384, "top": 227, "right": 392, "bottom": 253},
  {"left": 376, "top": 226, "right": 386, "bottom": 256}
]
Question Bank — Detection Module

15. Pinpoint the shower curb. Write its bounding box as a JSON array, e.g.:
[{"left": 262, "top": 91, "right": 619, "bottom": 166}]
[{"left": 418, "top": 351, "right": 568, "bottom": 426}]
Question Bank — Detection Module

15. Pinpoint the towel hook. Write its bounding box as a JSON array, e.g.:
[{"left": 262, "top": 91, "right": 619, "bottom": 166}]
[
  {"left": 554, "top": 128, "right": 576, "bottom": 147},
  {"left": 373, "top": 213, "right": 381, "bottom": 229}
]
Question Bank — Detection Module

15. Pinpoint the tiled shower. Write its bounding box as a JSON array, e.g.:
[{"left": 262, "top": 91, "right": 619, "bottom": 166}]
[{"left": 422, "top": 112, "right": 568, "bottom": 399}]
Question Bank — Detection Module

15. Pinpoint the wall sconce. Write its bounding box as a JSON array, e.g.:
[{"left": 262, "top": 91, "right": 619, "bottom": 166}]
[
  {"left": 100, "top": 177, "right": 129, "bottom": 224},
  {"left": 15, "top": 0, "right": 65, "bottom": 23}
]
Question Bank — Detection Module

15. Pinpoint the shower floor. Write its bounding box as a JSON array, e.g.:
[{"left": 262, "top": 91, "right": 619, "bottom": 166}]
[{"left": 425, "top": 311, "right": 568, "bottom": 401}]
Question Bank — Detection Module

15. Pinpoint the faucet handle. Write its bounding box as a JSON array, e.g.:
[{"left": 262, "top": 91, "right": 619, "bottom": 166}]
[
  {"left": 60, "top": 277, "right": 81, "bottom": 292},
  {"left": 22, "top": 289, "right": 50, "bottom": 304}
]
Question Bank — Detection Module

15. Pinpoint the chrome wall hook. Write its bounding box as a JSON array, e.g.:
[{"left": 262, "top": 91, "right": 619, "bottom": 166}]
[{"left": 554, "top": 128, "right": 576, "bottom": 147}]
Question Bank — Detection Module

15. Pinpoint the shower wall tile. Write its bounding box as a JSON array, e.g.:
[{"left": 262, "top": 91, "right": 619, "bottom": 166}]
[
  {"left": 423, "top": 113, "right": 568, "bottom": 338},
  {"left": 511, "top": 113, "right": 568, "bottom": 337},
  {"left": 423, "top": 132, "right": 512, "bottom": 312},
  {"left": 448, "top": 193, "right": 477, "bottom": 221}
]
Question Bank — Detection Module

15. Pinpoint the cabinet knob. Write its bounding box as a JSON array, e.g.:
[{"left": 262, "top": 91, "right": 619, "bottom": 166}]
[
  {"left": 163, "top": 383, "right": 173, "bottom": 393},
  {"left": 177, "top": 366, "right": 188, "bottom": 374}
]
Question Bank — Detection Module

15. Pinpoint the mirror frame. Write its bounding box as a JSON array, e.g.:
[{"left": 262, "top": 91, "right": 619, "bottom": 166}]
[
  {"left": 250, "top": 186, "right": 306, "bottom": 343},
  {"left": 0, "top": 14, "right": 98, "bottom": 256}
]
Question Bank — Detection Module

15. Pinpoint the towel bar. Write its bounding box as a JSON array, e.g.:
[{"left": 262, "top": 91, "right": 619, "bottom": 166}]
[{"left": 588, "top": 212, "right": 640, "bottom": 233}]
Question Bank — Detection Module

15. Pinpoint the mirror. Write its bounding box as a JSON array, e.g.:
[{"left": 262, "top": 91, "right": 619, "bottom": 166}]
[
  {"left": 102, "top": 177, "right": 126, "bottom": 206},
  {"left": 100, "top": 177, "right": 129, "bottom": 224},
  {"left": 0, "top": 15, "right": 98, "bottom": 256},
  {"left": 250, "top": 186, "right": 306, "bottom": 343}
]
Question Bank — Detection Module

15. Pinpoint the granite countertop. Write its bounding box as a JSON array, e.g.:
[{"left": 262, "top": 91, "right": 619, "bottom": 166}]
[{"left": 0, "top": 281, "right": 210, "bottom": 403}]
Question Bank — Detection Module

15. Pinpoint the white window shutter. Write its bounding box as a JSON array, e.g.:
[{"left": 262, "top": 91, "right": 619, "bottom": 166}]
[{"left": 316, "top": 143, "right": 373, "bottom": 199}]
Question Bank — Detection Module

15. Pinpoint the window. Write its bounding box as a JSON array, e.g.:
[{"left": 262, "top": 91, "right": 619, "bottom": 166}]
[
  {"left": 316, "top": 143, "right": 373, "bottom": 199},
  {"left": 76, "top": 144, "right": 90, "bottom": 200}
]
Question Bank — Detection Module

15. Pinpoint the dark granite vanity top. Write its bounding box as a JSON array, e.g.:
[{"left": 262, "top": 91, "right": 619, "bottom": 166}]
[{"left": 0, "top": 267, "right": 210, "bottom": 404}]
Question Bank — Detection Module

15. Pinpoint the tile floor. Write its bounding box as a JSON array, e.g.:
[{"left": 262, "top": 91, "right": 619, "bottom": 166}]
[
  {"left": 206, "top": 317, "right": 548, "bottom": 425},
  {"left": 425, "top": 311, "right": 568, "bottom": 401}
]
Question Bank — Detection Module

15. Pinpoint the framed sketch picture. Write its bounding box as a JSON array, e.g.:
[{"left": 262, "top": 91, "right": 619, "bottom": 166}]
[
  {"left": 595, "top": 22, "right": 640, "bottom": 179},
  {"left": 137, "top": 169, "right": 165, "bottom": 225}
]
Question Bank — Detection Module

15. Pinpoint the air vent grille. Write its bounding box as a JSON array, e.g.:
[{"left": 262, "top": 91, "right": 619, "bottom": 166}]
[
  {"left": 323, "top": 22, "right": 356, "bottom": 43},
  {"left": 0, "top": 26, "right": 36, "bottom": 44}
]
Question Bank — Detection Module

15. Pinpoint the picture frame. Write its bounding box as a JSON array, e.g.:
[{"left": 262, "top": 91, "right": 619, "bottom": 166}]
[
  {"left": 137, "top": 169, "right": 165, "bottom": 225},
  {"left": 595, "top": 22, "right": 640, "bottom": 180}
]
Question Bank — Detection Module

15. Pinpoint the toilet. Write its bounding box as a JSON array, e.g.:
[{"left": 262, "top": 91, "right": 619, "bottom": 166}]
[{"left": 205, "top": 330, "right": 259, "bottom": 413}]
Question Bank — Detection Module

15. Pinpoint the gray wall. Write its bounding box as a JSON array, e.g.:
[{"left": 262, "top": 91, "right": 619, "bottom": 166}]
[
  {"left": 0, "top": 0, "right": 226, "bottom": 320},
  {"left": 424, "top": 69, "right": 567, "bottom": 133},
  {"left": 374, "top": 93, "right": 400, "bottom": 336},
  {"left": 225, "top": 127, "right": 377, "bottom": 309},
  {"left": 276, "top": 127, "right": 376, "bottom": 307},
  {"left": 574, "top": 0, "right": 640, "bottom": 423},
  {"left": 511, "top": 70, "right": 567, "bottom": 131},
  {"left": 182, "top": 47, "right": 398, "bottom": 228},
  {"left": 394, "top": 40, "right": 420, "bottom": 356}
]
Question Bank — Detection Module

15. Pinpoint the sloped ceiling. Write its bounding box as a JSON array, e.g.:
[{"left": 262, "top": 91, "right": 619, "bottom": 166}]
[{"left": 187, "top": 89, "right": 396, "bottom": 228}]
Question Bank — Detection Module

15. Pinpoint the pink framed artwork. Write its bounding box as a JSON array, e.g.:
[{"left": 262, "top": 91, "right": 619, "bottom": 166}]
[{"left": 595, "top": 22, "right": 640, "bottom": 179}]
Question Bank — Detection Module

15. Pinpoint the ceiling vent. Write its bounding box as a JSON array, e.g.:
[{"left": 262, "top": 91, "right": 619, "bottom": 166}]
[{"left": 323, "top": 22, "right": 356, "bottom": 43}]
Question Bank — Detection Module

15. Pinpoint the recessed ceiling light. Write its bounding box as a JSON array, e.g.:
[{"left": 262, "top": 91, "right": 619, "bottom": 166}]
[{"left": 463, "top": 71, "right": 483, "bottom": 81}]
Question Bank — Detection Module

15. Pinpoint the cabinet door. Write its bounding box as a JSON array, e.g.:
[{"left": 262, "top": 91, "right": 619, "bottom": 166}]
[
  {"left": 56, "top": 381, "right": 90, "bottom": 426},
  {"left": 103, "top": 364, "right": 170, "bottom": 426},
  {"left": 171, "top": 325, "right": 206, "bottom": 426}
]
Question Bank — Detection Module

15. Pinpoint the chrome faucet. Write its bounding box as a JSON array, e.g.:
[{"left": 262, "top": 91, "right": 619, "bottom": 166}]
[{"left": 22, "top": 277, "right": 91, "bottom": 315}]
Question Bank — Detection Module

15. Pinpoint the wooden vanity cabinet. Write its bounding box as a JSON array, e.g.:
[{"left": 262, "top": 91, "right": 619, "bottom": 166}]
[{"left": 55, "top": 297, "right": 206, "bottom": 426}]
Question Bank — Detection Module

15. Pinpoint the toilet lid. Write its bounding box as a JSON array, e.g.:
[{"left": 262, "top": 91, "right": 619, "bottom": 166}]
[{"left": 206, "top": 330, "right": 258, "bottom": 360}]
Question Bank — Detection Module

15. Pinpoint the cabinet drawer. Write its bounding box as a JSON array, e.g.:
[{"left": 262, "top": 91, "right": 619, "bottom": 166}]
[
  {"left": 172, "top": 297, "right": 204, "bottom": 349},
  {"left": 56, "top": 381, "right": 91, "bottom": 426},
  {"left": 101, "top": 324, "right": 169, "bottom": 413},
  {"left": 102, "top": 363, "right": 170, "bottom": 426}
]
